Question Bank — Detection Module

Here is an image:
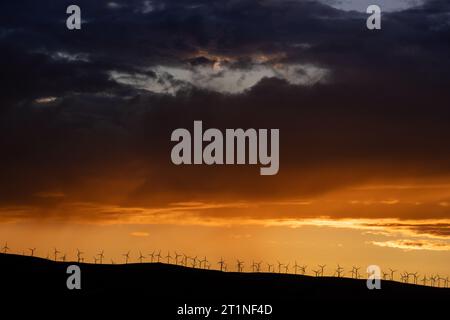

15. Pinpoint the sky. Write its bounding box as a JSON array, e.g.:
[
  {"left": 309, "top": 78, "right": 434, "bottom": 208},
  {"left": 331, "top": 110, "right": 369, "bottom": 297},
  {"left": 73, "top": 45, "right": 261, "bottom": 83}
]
[{"left": 0, "top": 0, "right": 449, "bottom": 276}]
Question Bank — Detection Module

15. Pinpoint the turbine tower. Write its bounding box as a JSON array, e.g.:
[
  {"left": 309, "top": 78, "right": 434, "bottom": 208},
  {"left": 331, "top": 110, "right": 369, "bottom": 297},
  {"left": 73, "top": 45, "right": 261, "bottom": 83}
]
[
  {"left": 98, "top": 250, "right": 105, "bottom": 264},
  {"left": 335, "top": 264, "right": 344, "bottom": 278},
  {"left": 299, "top": 265, "right": 307, "bottom": 275},
  {"left": 138, "top": 251, "right": 146, "bottom": 263},
  {"left": 155, "top": 250, "right": 162, "bottom": 263},
  {"left": 2, "top": 242, "right": 10, "bottom": 254},
  {"left": 123, "top": 251, "right": 130, "bottom": 264},
  {"left": 236, "top": 260, "right": 244, "bottom": 272},
  {"left": 165, "top": 251, "right": 172, "bottom": 264},
  {"left": 318, "top": 264, "right": 326, "bottom": 277},
  {"left": 148, "top": 251, "right": 155, "bottom": 263},
  {"left": 389, "top": 268, "right": 397, "bottom": 281},
  {"left": 76, "top": 249, "right": 84, "bottom": 263},
  {"left": 218, "top": 258, "right": 226, "bottom": 272},
  {"left": 28, "top": 248, "right": 36, "bottom": 257},
  {"left": 53, "top": 248, "right": 60, "bottom": 261},
  {"left": 174, "top": 251, "right": 181, "bottom": 265}
]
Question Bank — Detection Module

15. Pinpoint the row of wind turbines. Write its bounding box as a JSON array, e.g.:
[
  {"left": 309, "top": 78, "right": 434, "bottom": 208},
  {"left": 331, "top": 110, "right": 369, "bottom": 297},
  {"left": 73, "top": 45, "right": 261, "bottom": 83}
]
[{"left": 2, "top": 241, "right": 449, "bottom": 288}]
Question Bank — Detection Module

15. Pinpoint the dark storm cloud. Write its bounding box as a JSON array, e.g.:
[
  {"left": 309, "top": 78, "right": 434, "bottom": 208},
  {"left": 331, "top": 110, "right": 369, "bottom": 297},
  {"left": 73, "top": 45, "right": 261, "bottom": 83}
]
[{"left": 1, "top": 0, "right": 450, "bottom": 219}]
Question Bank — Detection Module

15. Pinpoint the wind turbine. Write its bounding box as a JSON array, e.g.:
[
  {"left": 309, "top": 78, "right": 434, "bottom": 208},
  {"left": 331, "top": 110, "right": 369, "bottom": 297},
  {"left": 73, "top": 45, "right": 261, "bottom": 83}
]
[
  {"left": 277, "top": 261, "right": 283, "bottom": 273},
  {"left": 411, "top": 272, "right": 419, "bottom": 285},
  {"left": 421, "top": 275, "right": 428, "bottom": 286},
  {"left": 236, "top": 260, "right": 244, "bottom": 272},
  {"left": 174, "top": 251, "right": 181, "bottom": 265},
  {"left": 123, "top": 251, "right": 130, "bottom": 264},
  {"left": 98, "top": 250, "right": 105, "bottom": 264},
  {"left": 165, "top": 251, "right": 172, "bottom": 264},
  {"left": 353, "top": 266, "right": 361, "bottom": 279},
  {"left": 191, "top": 256, "right": 198, "bottom": 268},
  {"left": 138, "top": 251, "right": 146, "bottom": 263},
  {"left": 28, "top": 248, "right": 36, "bottom": 257},
  {"left": 335, "top": 264, "right": 344, "bottom": 278},
  {"left": 61, "top": 253, "right": 66, "bottom": 262},
  {"left": 218, "top": 257, "right": 226, "bottom": 271},
  {"left": 299, "top": 265, "right": 307, "bottom": 275},
  {"left": 313, "top": 269, "right": 321, "bottom": 277},
  {"left": 93, "top": 256, "right": 99, "bottom": 264},
  {"left": 2, "top": 242, "right": 10, "bottom": 254},
  {"left": 255, "top": 261, "right": 262, "bottom": 272},
  {"left": 293, "top": 261, "right": 300, "bottom": 274},
  {"left": 200, "top": 256, "right": 207, "bottom": 269},
  {"left": 436, "top": 275, "right": 443, "bottom": 288},
  {"left": 155, "top": 250, "right": 162, "bottom": 263},
  {"left": 182, "top": 253, "right": 189, "bottom": 266},
  {"left": 251, "top": 261, "right": 257, "bottom": 272},
  {"left": 148, "top": 251, "right": 155, "bottom": 263},
  {"left": 430, "top": 275, "right": 436, "bottom": 287},
  {"left": 389, "top": 268, "right": 397, "bottom": 281},
  {"left": 284, "top": 263, "right": 290, "bottom": 274},
  {"left": 318, "top": 264, "right": 326, "bottom": 277},
  {"left": 53, "top": 248, "right": 60, "bottom": 261},
  {"left": 382, "top": 271, "right": 389, "bottom": 280},
  {"left": 267, "top": 263, "right": 274, "bottom": 273},
  {"left": 76, "top": 249, "right": 84, "bottom": 263}
]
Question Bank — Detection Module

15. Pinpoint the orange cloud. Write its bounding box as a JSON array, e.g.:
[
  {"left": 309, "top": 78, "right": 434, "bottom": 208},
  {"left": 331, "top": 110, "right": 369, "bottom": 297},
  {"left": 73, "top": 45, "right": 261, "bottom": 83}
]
[{"left": 370, "top": 239, "right": 450, "bottom": 251}]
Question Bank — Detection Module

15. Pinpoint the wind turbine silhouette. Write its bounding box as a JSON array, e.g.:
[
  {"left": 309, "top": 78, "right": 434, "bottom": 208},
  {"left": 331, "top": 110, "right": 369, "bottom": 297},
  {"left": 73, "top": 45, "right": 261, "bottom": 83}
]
[
  {"left": 351, "top": 266, "right": 361, "bottom": 279},
  {"left": 28, "top": 248, "right": 36, "bottom": 257},
  {"left": 76, "top": 249, "right": 84, "bottom": 263},
  {"left": 165, "top": 251, "right": 172, "bottom": 264},
  {"left": 53, "top": 248, "right": 60, "bottom": 261},
  {"left": 382, "top": 271, "right": 389, "bottom": 280},
  {"left": 411, "top": 272, "right": 419, "bottom": 285},
  {"left": 284, "top": 263, "right": 290, "bottom": 274},
  {"left": 335, "top": 264, "right": 344, "bottom": 278},
  {"left": 313, "top": 269, "right": 321, "bottom": 277},
  {"left": 251, "top": 261, "right": 257, "bottom": 272},
  {"left": 318, "top": 264, "right": 326, "bottom": 277},
  {"left": 430, "top": 275, "right": 436, "bottom": 287},
  {"left": 174, "top": 251, "right": 181, "bottom": 265},
  {"left": 191, "top": 256, "right": 198, "bottom": 268},
  {"left": 436, "top": 274, "right": 441, "bottom": 287},
  {"left": 236, "top": 260, "right": 244, "bottom": 272},
  {"left": 389, "top": 268, "right": 397, "bottom": 281},
  {"left": 2, "top": 242, "right": 10, "bottom": 254},
  {"left": 200, "top": 256, "right": 207, "bottom": 269},
  {"left": 299, "top": 265, "right": 307, "bottom": 275},
  {"left": 182, "top": 253, "right": 189, "bottom": 266},
  {"left": 98, "top": 250, "right": 105, "bottom": 264},
  {"left": 155, "top": 250, "right": 162, "bottom": 262},
  {"left": 218, "top": 258, "right": 226, "bottom": 271},
  {"left": 93, "top": 256, "right": 99, "bottom": 264},
  {"left": 421, "top": 275, "right": 428, "bottom": 286},
  {"left": 123, "top": 251, "right": 130, "bottom": 264},
  {"left": 277, "top": 261, "right": 283, "bottom": 273},
  {"left": 61, "top": 253, "right": 66, "bottom": 262},
  {"left": 255, "top": 261, "right": 262, "bottom": 272},
  {"left": 148, "top": 251, "right": 155, "bottom": 263},
  {"left": 293, "top": 261, "right": 300, "bottom": 274},
  {"left": 138, "top": 251, "right": 146, "bottom": 263},
  {"left": 267, "top": 263, "right": 274, "bottom": 273}
]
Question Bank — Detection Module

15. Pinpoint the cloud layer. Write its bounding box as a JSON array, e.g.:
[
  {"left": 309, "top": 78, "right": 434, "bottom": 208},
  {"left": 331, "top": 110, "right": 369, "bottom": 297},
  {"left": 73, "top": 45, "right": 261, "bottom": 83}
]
[{"left": 1, "top": 0, "right": 450, "bottom": 225}]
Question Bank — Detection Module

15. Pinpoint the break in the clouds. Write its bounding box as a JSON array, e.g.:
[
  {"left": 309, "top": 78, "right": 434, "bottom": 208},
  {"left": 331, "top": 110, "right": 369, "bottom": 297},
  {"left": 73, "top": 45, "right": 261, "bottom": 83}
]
[
  {"left": 1, "top": 0, "right": 450, "bottom": 223},
  {"left": 109, "top": 63, "right": 328, "bottom": 94}
]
